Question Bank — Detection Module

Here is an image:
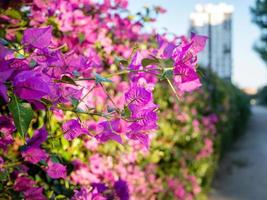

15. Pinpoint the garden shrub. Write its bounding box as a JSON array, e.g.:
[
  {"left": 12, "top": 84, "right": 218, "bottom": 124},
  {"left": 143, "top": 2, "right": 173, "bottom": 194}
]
[
  {"left": 257, "top": 85, "right": 267, "bottom": 105},
  {"left": 0, "top": 1, "right": 250, "bottom": 199}
]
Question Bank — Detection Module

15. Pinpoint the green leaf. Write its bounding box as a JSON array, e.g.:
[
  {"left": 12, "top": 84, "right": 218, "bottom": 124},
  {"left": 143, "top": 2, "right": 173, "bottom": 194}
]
[
  {"left": 120, "top": 60, "right": 129, "bottom": 66},
  {"left": 0, "top": 170, "right": 8, "bottom": 181},
  {"left": 141, "top": 58, "right": 159, "bottom": 67},
  {"left": 39, "top": 160, "right": 47, "bottom": 166},
  {"left": 58, "top": 75, "right": 77, "bottom": 86},
  {"left": 41, "top": 98, "right": 52, "bottom": 106},
  {"left": 116, "top": 57, "right": 128, "bottom": 66},
  {"left": 94, "top": 72, "right": 113, "bottom": 84},
  {"left": 162, "top": 58, "right": 174, "bottom": 68},
  {"left": 75, "top": 108, "right": 84, "bottom": 113},
  {"left": 78, "top": 33, "right": 85, "bottom": 43},
  {"left": 162, "top": 69, "right": 173, "bottom": 79},
  {"left": 8, "top": 93, "right": 33, "bottom": 138},
  {"left": 107, "top": 106, "right": 115, "bottom": 113},
  {"left": 122, "top": 106, "right": 131, "bottom": 118},
  {"left": 4, "top": 9, "right": 22, "bottom": 20},
  {"left": 0, "top": 38, "right": 9, "bottom": 46},
  {"left": 15, "top": 31, "right": 23, "bottom": 42},
  {"left": 72, "top": 70, "right": 80, "bottom": 77},
  {"left": 15, "top": 53, "right": 24, "bottom": 59},
  {"left": 197, "top": 68, "right": 205, "bottom": 78},
  {"left": 55, "top": 195, "right": 67, "bottom": 199},
  {"left": 50, "top": 154, "right": 60, "bottom": 163},
  {"left": 29, "top": 59, "right": 37, "bottom": 68},
  {"left": 71, "top": 97, "right": 79, "bottom": 108}
]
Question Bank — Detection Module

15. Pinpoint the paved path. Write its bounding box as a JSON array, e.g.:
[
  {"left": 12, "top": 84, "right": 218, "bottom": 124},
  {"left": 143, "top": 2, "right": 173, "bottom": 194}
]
[{"left": 209, "top": 106, "right": 267, "bottom": 200}]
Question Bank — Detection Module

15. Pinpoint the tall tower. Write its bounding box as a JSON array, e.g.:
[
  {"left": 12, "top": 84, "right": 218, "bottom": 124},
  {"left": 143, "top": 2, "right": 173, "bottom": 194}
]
[{"left": 190, "top": 3, "right": 234, "bottom": 81}]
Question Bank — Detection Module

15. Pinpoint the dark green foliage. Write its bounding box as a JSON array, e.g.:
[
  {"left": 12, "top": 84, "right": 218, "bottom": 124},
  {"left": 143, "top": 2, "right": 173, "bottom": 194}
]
[
  {"left": 202, "top": 69, "right": 251, "bottom": 156},
  {"left": 251, "top": 0, "right": 267, "bottom": 64},
  {"left": 8, "top": 93, "right": 33, "bottom": 138},
  {"left": 256, "top": 85, "right": 267, "bottom": 105},
  {"left": 152, "top": 68, "right": 251, "bottom": 198}
]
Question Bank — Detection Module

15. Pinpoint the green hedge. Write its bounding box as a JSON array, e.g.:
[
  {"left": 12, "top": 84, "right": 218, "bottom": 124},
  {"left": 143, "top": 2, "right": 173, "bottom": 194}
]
[
  {"left": 204, "top": 71, "right": 251, "bottom": 155},
  {"left": 144, "top": 68, "right": 251, "bottom": 199},
  {"left": 257, "top": 85, "right": 267, "bottom": 105}
]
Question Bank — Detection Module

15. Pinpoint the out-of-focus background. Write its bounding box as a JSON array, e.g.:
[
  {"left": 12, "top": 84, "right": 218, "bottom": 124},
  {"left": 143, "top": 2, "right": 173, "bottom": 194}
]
[
  {"left": 129, "top": 1, "right": 267, "bottom": 200},
  {"left": 130, "top": 0, "right": 267, "bottom": 92}
]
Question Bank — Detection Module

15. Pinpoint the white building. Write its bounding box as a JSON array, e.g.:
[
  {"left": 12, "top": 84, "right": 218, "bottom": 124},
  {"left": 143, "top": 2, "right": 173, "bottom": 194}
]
[{"left": 189, "top": 3, "right": 234, "bottom": 81}]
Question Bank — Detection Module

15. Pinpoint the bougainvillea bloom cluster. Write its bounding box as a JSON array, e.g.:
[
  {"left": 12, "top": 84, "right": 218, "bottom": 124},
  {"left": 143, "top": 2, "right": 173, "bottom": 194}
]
[{"left": 0, "top": 0, "right": 210, "bottom": 199}]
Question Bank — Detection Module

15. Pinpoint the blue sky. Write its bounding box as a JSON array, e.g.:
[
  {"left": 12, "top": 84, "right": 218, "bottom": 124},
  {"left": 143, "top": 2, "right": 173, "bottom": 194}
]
[{"left": 129, "top": 0, "right": 267, "bottom": 89}]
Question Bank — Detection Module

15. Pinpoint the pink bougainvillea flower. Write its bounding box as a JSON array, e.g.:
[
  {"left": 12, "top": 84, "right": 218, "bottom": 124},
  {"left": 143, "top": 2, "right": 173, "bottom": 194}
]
[
  {"left": 23, "top": 187, "right": 46, "bottom": 200},
  {"left": 127, "top": 100, "right": 158, "bottom": 140},
  {"left": 125, "top": 86, "right": 152, "bottom": 106},
  {"left": 156, "top": 35, "right": 176, "bottom": 59},
  {"left": 128, "top": 52, "right": 143, "bottom": 81},
  {"left": 0, "top": 156, "right": 3, "bottom": 171},
  {"left": 174, "top": 185, "right": 186, "bottom": 199},
  {"left": 126, "top": 132, "right": 149, "bottom": 149},
  {"left": 50, "top": 84, "right": 82, "bottom": 105},
  {"left": 169, "top": 32, "right": 207, "bottom": 93},
  {"left": 197, "top": 138, "right": 213, "bottom": 160},
  {"left": 70, "top": 160, "right": 100, "bottom": 185},
  {"left": 0, "top": 60, "right": 14, "bottom": 101},
  {"left": 13, "top": 176, "right": 35, "bottom": 192},
  {"left": 22, "top": 26, "right": 52, "bottom": 49},
  {"left": 115, "top": 0, "right": 128, "bottom": 8},
  {"left": 124, "top": 84, "right": 158, "bottom": 148},
  {"left": 187, "top": 175, "right": 201, "bottom": 195},
  {"left": 30, "top": 49, "right": 64, "bottom": 74},
  {"left": 0, "top": 115, "right": 15, "bottom": 150},
  {"left": 114, "top": 179, "right": 129, "bottom": 200},
  {"left": 0, "top": 43, "right": 13, "bottom": 59},
  {"left": 91, "top": 182, "right": 108, "bottom": 194},
  {"left": 71, "top": 187, "right": 91, "bottom": 200},
  {"left": 22, "top": 148, "right": 48, "bottom": 164},
  {"left": 128, "top": 105, "right": 158, "bottom": 129},
  {"left": 0, "top": 83, "right": 8, "bottom": 102},
  {"left": 89, "top": 154, "right": 111, "bottom": 175},
  {"left": 13, "top": 70, "right": 51, "bottom": 101},
  {"left": 154, "top": 6, "right": 167, "bottom": 14},
  {"left": 167, "top": 178, "right": 186, "bottom": 199},
  {"left": 208, "top": 113, "right": 219, "bottom": 124},
  {"left": 8, "top": 58, "right": 30, "bottom": 73},
  {"left": 89, "top": 182, "right": 110, "bottom": 200},
  {"left": 95, "top": 119, "right": 122, "bottom": 144},
  {"left": 26, "top": 126, "right": 47, "bottom": 149},
  {"left": 173, "top": 66, "right": 201, "bottom": 93},
  {"left": 46, "top": 160, "right": 67, "bottom": 179},
  {"left": 0, "top": 115, "right": 15, "bottom": 134},
  {"left": 65, "top": 53, "right": 90, "bottom": 73},
  {"left": 62, "top": 119, "right": 89, "bottom": 140},
  {"left": 0, "top": 60, "right": 13, "bottom": 80},
  {"left": 190, "top": 32, "right": 208, "bottom": 54}
]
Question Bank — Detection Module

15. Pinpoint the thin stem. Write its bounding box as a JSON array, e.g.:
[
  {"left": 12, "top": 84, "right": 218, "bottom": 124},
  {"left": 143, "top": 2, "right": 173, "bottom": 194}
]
[
  {"left": 3, "top": 161, "right": 22, "bottom": 168},
  {"left": 55, "top": 106, "right": 109, "bottom": 118},
  {"left": 166, "top": 77, "right": 180, "bottom": 102},
  {"left": 76, "top": 84, "right": 96, "bottom": 108},
  {"left": 75, "top": 68, "right": 161, "bottom": 81},
  {"left": 99, "top": 83, "right": 120, "bottom": 113}
]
